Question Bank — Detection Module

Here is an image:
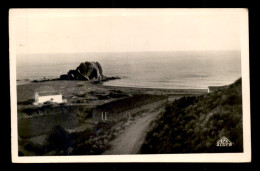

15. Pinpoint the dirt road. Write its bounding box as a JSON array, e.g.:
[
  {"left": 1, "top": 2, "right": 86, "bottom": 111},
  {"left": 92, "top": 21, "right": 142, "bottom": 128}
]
[{"left": 102, "top": 108, "right": 163, "bottom": 155}]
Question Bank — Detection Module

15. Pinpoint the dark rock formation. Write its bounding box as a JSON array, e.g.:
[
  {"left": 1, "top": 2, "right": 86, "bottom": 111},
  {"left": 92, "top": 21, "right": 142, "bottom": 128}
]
[
  {"left": 60, "top": 62, "right": 104, "bottom": 81},
  {"left": 30, "top": 61, "right": 121, "bottom": 83},
  {"left": 60, "top": 61, "right": 121, "bottom": 82},
  {"left": 92, "top": 76, "right": 121, "bottom": 84},
  {"left": 59, "top": 74, "right": 69, "bottom": 80}
]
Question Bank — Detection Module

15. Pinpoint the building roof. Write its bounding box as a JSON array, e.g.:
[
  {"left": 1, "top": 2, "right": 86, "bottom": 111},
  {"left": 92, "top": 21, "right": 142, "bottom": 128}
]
[{"left": 36, "top": 91, "right": 62, "bottom": 96}]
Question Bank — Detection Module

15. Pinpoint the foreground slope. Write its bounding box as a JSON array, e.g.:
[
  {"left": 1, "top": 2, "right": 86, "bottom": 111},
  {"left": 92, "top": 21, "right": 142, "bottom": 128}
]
[{"left": 141, "top": 78, "right": 243, "bottom": 153}]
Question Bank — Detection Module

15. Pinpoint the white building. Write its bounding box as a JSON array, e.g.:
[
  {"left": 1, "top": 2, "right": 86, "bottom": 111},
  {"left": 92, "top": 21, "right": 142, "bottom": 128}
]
[{"left": 34, "top": 91, "right": 63, "bottom": 105}]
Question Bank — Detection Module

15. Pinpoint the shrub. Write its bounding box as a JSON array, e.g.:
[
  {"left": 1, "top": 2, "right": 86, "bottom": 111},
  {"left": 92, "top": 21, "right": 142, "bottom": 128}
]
[
  {"left": 45, "top": 125, "right": 70, "bottom": 152},
  {"left": 141, "top": 78, "right": 243, "bottom": 154}
]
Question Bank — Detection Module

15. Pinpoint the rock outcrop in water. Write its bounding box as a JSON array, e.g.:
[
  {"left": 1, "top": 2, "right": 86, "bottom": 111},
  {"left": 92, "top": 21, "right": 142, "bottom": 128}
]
[{"left": 60, "top": 61, "right": 120, "bottom": 82}]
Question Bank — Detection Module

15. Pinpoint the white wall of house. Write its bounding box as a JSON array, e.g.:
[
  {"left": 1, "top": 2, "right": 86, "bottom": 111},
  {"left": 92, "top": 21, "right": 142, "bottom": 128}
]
[{"left": 35, "top": 94, "right": 63, "bottom": 104}]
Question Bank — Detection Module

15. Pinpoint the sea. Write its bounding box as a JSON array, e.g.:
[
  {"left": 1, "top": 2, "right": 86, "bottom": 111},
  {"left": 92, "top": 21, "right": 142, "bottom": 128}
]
[{"left": 16, "top": 51, "right": 241, "bottom": 89}]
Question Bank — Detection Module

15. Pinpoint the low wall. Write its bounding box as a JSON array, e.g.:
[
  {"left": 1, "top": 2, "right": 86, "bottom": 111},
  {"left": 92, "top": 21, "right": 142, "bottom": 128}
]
[{"left": 92, "top": 98, "right": 168, "bottom": 122}]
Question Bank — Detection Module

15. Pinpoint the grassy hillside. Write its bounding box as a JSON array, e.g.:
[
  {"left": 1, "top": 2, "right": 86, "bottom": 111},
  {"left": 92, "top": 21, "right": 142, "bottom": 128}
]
[{"left": 141, "top": 78, "right": 243, "bottom": 153}]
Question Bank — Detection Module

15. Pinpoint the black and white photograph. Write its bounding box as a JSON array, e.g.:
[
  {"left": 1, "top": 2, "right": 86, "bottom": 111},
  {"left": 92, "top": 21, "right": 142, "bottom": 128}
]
[{"left": 9, "top": 8, "right": 251, "bottom": 163}]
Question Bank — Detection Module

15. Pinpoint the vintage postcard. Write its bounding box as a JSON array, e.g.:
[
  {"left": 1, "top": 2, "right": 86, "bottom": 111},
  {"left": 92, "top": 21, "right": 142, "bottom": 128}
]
[{"left": 9, "top": 8, "right": 251, "bottom": 163}]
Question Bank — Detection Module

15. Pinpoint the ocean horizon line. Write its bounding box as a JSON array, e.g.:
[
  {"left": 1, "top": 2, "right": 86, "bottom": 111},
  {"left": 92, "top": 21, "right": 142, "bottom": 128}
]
[{"left": 16, "top": 49, "right": 241, "bottom": 56}]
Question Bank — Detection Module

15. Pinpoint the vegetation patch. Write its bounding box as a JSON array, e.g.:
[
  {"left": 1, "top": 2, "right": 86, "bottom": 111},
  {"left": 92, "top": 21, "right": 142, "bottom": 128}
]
[
  {"left": 141, "top": 78, "right": 243, "bottom": 153},
  {"left": 21, "top": 120, "right": 127, "bottom": 156}
]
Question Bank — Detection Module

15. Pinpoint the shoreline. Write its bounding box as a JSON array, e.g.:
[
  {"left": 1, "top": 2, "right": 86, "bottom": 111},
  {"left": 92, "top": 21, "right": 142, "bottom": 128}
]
[
  {"left": 102, "top": 84, "right": 208, "bottom": 93},
  {"left": 16, "top": 80, "right": 208, "bottom": 93}
]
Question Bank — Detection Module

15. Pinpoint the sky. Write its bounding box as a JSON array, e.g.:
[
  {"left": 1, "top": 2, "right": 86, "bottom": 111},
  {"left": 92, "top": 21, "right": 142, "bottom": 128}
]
[{"left": 11, "top": 9, "right": 243, "bottom": 55}]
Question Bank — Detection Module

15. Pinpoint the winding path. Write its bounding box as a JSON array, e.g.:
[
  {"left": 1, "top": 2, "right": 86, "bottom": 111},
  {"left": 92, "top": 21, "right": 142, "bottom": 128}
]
[{"left": 102, "top": 108, "right": 163, "bottom": 155}]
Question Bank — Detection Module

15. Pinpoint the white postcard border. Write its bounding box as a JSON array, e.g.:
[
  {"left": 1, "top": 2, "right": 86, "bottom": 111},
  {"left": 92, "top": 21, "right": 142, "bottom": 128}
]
[{"left": 9, "top": 8, "right": 251, "bottom": 163}]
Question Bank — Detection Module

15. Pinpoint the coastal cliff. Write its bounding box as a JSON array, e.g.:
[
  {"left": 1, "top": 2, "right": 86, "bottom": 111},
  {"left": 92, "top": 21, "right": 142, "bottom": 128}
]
[{"left": 141, "top": 78, "right": 243, "bottom": 153}]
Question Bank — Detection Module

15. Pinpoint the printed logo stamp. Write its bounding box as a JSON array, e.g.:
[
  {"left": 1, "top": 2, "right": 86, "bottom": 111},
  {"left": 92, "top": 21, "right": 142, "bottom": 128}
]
[{"left": 216, "top": 136, "right": 232, "bottom": 147}]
